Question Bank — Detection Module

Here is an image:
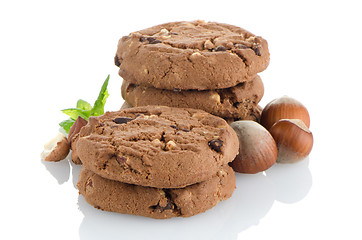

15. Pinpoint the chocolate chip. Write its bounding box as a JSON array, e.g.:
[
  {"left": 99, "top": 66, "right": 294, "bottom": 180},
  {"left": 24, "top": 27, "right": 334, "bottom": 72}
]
[
  {"left": 115, "top": 156, "right": 127, "bottom": 164},
  {"left": 113, "top": 117, "right": 133, "bottom": 124},
  {"left": 146, "top": 37, "right": 162, "bottom": 44},
  {"left": 214, "top": 46, "right": 227, "bottom": 52},
  {"left": 146, "top": 37, "right": 156, "bottom": 42},
  {"left": 170, "top": 125, "right": 178, "bottom": 130},
  {"left": 161, "top": 201, "right": 174, "bottom": 211},
  {"left": 139, "top": 36, "right": 146, "bottom": 42},
  {"left": 170, "top": 32, "right": 178, "bottom": 35},
  {"left": 208, "top": 139, "right": 223, "bottom": 152},
  {"left": 151, "top": 200, "right": 175, "bottom": 212},
  {"left": 114, "top": 55, "right": 121, "bottom": 67},
  {"left": 233, "top": 102, "right": 240, "bottom": 108},
  {"left": 86, "top": 179, "right": 93, "bottom": 187},
  {"left": 235, "top": 43, "right": 248, "bottom": 49},
  {"left": 150, "top": 40, "right": 162, "bottom": 44},
  {"left": 181, "top": 128, "right": 190, "bottom": 132},
  {"left": 253, "top": 45, "right": 262, "bottom": 56}
]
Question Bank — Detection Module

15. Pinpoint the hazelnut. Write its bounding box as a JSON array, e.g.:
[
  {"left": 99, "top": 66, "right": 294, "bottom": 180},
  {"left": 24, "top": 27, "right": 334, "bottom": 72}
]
[
  {"left": 190, "top": 52, "right": 202, "bottom": 60},
  {"left": 68, "top": 116, "right": 88, "bottom": 144},
  {"left": 120, "top": 101, "right": 133, "bottom": 109},
  {"left": 159, "top": 28, "right": 169, "bottom": 35},
  {"left": 41, "top": 132, "right": 70, "bottom": 162},
  {"left": 210, "top": 92, "right": 221, "bottom": 103},
  {"left": 260, "top": 96, "right": 310, "bottom": 130},
  {"left": 192, "top": 112, "right": 208, "bottom": 119},
  {"left": 204, "top": 40, "right": 215, "bottom": 49},
  {"left": 165, "top": 140, "right": 177, "bottom": 151},
  {"left": 152, "top": 139, "right": 165, "bottom": 149},
  {"left": 269, "top": 119, "right": 313, "bottom": 163},
  {"left": 229, "top": 121, "right": 277, "bottom": 174}
]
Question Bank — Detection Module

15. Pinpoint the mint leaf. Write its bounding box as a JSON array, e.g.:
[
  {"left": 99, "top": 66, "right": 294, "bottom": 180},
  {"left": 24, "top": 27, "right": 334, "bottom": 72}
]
[
  {"left": 59, "top": 75, "right": 110, "bottom": 133},
  {"left": 76, "top": 99, "right": 92, "bottom": 111},
  {"left": 59, "top": 119, "right": 75, "bottom": 133},
  {"left": 61, "top": 108, "right": 90, "bottom": 121},
  {"left": 90, "top": 75, "right": 110, "bottom": 116}
]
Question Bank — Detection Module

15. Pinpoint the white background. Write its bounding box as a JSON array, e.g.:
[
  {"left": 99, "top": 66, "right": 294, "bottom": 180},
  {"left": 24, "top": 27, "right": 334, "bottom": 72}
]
[{"left": 1, "top": 0, "right": 361, "bottom": 239}]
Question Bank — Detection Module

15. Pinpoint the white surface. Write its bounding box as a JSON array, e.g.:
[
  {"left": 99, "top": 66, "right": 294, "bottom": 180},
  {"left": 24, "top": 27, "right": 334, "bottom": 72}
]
[{"left": 1, "top": 0, "right": 361, "bottom": 239}]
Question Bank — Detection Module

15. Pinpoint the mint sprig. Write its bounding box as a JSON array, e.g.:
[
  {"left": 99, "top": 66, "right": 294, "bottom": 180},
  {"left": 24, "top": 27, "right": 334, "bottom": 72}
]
[{"left": 59, "top": 75, "right": 110, "bottom": 133}]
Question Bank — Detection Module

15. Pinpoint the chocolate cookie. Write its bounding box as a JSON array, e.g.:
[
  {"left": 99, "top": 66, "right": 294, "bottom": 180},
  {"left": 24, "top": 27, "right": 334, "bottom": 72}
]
[
  {"left": 76, "top": 106, "right": 239, "bottom": 188},
  {"left": 224, "top": 105, "right": 263, "bottom": 123},
  {"left": 121, "top": 101, "right": 262, "bottom": 124},
  {"left": 115, "top": 20, "right": 269, "bottom": 90},
  {"left": 121, "top": 75, "right": 264, "bottom": 119},
  {"left": 77, "top": 165, "right": 235, "bottom": 219}
]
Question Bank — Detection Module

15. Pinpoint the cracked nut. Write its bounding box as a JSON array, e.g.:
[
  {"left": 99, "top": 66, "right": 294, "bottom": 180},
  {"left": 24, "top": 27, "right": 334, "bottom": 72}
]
[
  {"left": 41, "top": 132, "right": 70, "bottom": 162},
  {"left": 68, "top": 116, "right": 88, "bottom": 145},
  {"left": 260, "top": 96, "right": 310, "bottom": 130},
  {"left": 269, "top": 119, "right": 313, "bottom": 163},
  {"left": 230, "top": 120, "right": 277, "bottom": 174}
]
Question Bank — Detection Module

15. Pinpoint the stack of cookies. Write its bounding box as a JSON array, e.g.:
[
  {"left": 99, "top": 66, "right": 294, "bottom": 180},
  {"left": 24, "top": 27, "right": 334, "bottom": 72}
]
[
  {"left": 76, "top": 106, "right": 239, "bottom": 219},
  {"left": 115, "top": 20, "right": 270, "bottom": 123}
]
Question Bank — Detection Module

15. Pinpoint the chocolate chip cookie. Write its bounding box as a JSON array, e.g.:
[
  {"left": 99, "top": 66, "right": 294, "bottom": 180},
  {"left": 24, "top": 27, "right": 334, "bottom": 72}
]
[
  {"left": 115, "top": 20, "right": 270, "bottom": 90},
  {"left": 76, "top": 106, "right": 239, "bottom": 188},
  {"left": 121, "top": 75, "right": 264, "bottom": 119},
  {"left": 120, "top": 101, "right": 262, "bottom": 124},
  {"left": 77, "top": 165, "right": 235, "bottom": 219}
]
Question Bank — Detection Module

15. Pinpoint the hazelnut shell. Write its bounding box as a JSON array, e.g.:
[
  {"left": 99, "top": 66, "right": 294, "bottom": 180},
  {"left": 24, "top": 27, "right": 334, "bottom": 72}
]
[
  {"left": 68, "top": 116, "right": 88, "bottom": 145},
  {"left": 261, "top": 96, "right": 310, "bottom": 130},
  {"left": 230, "top": 120, "right": 277, "bottom": 174},
  {"left": 44, "top": 137, "right": 70, "bottom": 162},
  {"left": 269, "top": 119, "right": 313, "bottom": 163}
]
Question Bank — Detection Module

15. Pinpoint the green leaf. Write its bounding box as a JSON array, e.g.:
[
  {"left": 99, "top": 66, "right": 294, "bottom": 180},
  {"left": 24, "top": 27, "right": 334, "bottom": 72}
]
[
  {"left": 76, "top": 99, "right": 92, "bottom": 110},
  {"left": 59, "top": 119, "right": 75, "bottom": 134},
  {"left": 90, "top": 75, "right": 110, "bottom": 116},
  {"left": 59, "top": 75, "right": 110, "bottom": 133},
  {"left": 61, "top": 108, "right": 90, "bottom": 121}
]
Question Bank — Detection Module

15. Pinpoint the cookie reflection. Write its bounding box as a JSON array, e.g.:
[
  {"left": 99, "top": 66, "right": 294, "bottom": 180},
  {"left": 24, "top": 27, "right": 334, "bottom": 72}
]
[{"left": 210, "top": 173, "right": 276, "bottom": 239}]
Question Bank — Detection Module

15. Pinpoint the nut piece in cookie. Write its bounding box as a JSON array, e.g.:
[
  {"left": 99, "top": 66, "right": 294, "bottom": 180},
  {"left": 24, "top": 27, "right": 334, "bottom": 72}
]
[{"left": 41, "top": 132, "right": 70, "bottom": 162}]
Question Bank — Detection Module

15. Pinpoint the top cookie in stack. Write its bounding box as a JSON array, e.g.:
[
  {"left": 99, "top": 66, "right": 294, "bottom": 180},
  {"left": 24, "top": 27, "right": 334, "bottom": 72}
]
[{"left": 115, "top": 20, "right": 270, "bottom": 122}]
